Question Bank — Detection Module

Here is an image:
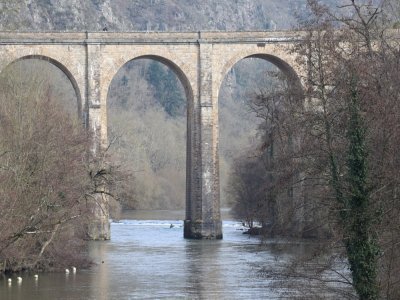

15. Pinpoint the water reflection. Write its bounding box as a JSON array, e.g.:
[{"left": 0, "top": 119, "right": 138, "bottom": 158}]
[
  {"left": 185, "top": 240, "right": 223, "bottom": 298},
  {"left": 89, "top": 241, "right": 109, "bottom": 300}
]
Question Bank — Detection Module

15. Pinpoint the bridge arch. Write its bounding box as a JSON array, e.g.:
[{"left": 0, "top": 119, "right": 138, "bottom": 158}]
[
  {"left": 104, "top": 54, "right": 195, "bottom": 134},
  {"left": 216, "top": 49, "right": 306, "bottom": 235},
  {"left": 216, "top": 51, "right": 303, "bottom": 102},
  {"left": 1, "top": 55, "right": 83, "bottom": 120},
  {"left": 104, "top": 54, "right": 195, "bottom": 211},
  {"left": 109, "top": 54, "right": 194, "bottom": 105},
  {"left": 104, "top": 54, "right": 194, "bottom": 108},
  {"left": 101, "top": 52, "right": 196, "bottom": 144}
]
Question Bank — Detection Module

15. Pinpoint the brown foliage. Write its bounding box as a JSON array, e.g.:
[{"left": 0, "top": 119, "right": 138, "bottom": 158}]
[{"left": 0, "top": 64, "right": 92, "bottom": 273}]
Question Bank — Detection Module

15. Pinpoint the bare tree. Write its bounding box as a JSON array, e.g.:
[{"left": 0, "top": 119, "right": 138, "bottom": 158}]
[
  {"left": 267, "top": 0, "right": 400, "bottom": 298},
  {"left": 0, "top": 61, "right": 124, "bottom": 273}
]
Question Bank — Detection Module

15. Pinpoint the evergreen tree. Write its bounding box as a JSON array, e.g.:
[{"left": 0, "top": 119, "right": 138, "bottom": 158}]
[{"left": 146, "top": 61, "right": 185, "bottom": 117}]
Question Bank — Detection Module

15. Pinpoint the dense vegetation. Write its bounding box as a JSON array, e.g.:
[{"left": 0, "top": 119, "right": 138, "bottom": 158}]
[
  {"left": 0, "top": 62, "right": 92, "bottom": 273},
  {"left": 226, "top": 1, "right": 400, "bottom": 298}
]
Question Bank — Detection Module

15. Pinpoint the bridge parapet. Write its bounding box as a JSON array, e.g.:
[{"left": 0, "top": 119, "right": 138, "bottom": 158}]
[
  {"left": 0, "top": 30, "right": 305, "bottom": 45},
  {"left": 1, "top": 29, "right": 399, "bottom": 45}
]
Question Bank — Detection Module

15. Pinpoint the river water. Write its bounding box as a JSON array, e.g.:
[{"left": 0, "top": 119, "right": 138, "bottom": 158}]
[{"left": 0, "top": 210, "right": 351, "bottom": 299}]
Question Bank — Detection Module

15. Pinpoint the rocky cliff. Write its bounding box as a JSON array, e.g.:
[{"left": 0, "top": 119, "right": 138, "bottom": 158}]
[{"left": 1, "top": 0, "right": 339, "bottom": 31}]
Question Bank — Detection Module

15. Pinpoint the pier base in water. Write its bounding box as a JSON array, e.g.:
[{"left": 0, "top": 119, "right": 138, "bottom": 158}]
[
  {"left": 88, "top": 218, "right": 110, "bottom": 240},
  {"left": 184, "top": 219, "right": 223, "bottom": 239}
]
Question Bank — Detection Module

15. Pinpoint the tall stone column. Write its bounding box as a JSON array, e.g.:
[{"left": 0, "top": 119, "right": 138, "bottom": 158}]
[
  {"left": 86, "top": 38, "right": 110, "bottom": 240},
  {"left": 184, "top": 41, "right": 222, "bottom": 239}
]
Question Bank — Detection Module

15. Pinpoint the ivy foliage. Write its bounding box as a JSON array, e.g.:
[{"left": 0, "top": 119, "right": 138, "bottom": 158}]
[{"left": 344, "top": 77, "right": 380, "bottom": 300}]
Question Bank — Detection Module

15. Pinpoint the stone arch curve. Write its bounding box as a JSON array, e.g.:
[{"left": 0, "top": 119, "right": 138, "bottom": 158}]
[
  {"left": 215, "top": 50, "right": 304, "bottom": 103},
  {"left": 104, "top": 53, "right": 196, "bottom": 227},
  {"left": 1, "top": 55, "right": 83, "bottom": 119},
  {"left": 103, "top": 53, "right": 195, "bottom": 144},
  {"left": 104, "top": 54, "right": 195, "bottom": 108}
]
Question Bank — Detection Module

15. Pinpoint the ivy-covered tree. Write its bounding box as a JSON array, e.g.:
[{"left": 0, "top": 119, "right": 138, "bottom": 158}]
[{"left": 343, "top": 76, "right": 379, "bottom": 299}]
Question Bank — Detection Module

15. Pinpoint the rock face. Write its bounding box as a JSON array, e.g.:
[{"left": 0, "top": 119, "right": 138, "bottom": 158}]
[{"left": 1, "top": 0, "right": 337, "bottom": 31}]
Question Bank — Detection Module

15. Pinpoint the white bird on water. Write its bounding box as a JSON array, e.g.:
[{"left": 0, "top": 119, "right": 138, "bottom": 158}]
[
  {"left": 17, "top": 277, "right": 22, "bottom": 283},
  {"left": 34, "top": 274, "right": 39, "bottom": 280},
  {"left": 65, "top": 268, "right": 70, "bottom": 274},
  {"left": 7, "top": 278, "right": 12, "bottom": 284},
  {"left": 72, "top": 266, "right": 76, "bottom": 274}
]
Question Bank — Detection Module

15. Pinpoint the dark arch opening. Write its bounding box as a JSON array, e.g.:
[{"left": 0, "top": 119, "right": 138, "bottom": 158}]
[
  {"left": 106, "top": 56, "right": 193, "bottom": 216},
  {"left": 4, "top": 55, "right": 83, "bottom": 121},
  {"left": 218, "top": 54, "right": 304, "bottom": 235}
]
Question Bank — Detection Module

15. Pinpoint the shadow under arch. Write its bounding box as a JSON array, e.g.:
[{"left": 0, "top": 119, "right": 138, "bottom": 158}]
[
  {"left": 105, "top": 54, "right": 195, "bottom": 213},
  {"left": 218, "top": 53, "right": 304, "bottom": 100},
  {"left": 2, "top": 55, "right": 83, "bottom": 121}
]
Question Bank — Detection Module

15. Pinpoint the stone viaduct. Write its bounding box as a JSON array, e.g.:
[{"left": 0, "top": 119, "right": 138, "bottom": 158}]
[{"left": 0, "top": 30, "right": 305, "bottom": 240}]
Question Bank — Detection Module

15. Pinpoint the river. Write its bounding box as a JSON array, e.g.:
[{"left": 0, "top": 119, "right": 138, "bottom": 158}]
[{"left": 0, "top": 210, "right": 352, "bottom": 299}]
